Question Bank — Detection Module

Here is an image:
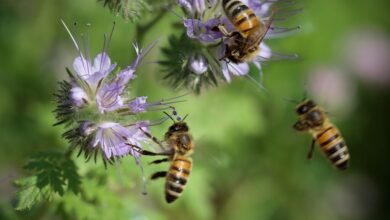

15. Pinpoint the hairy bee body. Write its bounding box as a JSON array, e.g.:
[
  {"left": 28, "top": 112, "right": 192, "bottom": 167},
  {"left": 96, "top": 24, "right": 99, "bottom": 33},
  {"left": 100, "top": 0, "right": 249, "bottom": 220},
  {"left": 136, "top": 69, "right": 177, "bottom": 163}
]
[
  {"left": 163, "top": 122, "right": 194, "bottom": 203},
  {"left": 138, "top": 121, "right": 194, "bottom": 203},
  {"left": 223, "top": 0, "right": 263, "bottom": 38},
  {"left": 165, "top": 155, "right": 192, "bottom": 203},
  {"left": 294, "top": 100, "right": 350, "bottom": 170},
  {"left": 221, "top": 0, "right": 271, "bottom": 63}
]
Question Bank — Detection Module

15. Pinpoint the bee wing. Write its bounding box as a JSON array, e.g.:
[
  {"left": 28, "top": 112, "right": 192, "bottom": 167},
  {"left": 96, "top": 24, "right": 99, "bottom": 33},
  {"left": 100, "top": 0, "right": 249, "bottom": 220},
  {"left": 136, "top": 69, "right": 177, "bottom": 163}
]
[
  {"left": 191, "top": 134, "right": 228, "bottom": 168},
  {"left": 143, "top": 139, "right": 171, "bottom": 152},
  {"left": 254, "top": 10, "right": 275, "bottom": 46}
]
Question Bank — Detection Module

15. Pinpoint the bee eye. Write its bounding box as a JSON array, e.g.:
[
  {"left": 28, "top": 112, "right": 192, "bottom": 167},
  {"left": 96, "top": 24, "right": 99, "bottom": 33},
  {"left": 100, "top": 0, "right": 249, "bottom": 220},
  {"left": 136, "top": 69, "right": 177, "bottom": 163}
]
[
  {"left": 297, "top": 105, "right": 308, "bottom": 115},
  {"left": 307, "top": 110, "right": 323, "bottom": 125}
]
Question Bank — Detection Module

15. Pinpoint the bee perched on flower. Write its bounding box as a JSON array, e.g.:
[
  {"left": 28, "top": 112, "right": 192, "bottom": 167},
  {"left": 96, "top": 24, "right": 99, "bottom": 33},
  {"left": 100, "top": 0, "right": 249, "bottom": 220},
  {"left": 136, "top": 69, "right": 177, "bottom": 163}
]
[
  {"left": 161, "top": 0, "right": 300, "bottom": 93},
  {"left": 55, "top": 22, "right": 183, "bottom": 190}
]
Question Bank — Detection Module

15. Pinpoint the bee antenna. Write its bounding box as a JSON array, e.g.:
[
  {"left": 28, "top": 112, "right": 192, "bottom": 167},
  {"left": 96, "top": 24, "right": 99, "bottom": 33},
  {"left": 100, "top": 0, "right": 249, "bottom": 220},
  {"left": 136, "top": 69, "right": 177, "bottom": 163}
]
[
  {"left": 169, "top": 106, "right": 177, "bottom": 115},
  {"left": 182, "top": 114, "right": 189, "bottom": 121},
  {"left": 163, "top": 111, "right": 175, "bottom": 123}
]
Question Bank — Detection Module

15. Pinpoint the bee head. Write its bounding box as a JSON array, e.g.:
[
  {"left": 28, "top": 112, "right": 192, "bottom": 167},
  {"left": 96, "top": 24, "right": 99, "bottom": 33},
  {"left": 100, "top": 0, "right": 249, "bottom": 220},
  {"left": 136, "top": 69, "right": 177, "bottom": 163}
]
[
  {"left": 295, "top": 99, "right": 325, "bottom": 128},
  {"left": 168, "top": 122, "right": 189, "bottom": 133},
  {"left": 233, "top": 44, "right": 260, "bottom": 63},
  {"left": 296, "top": 99, "right": 316, "bottom": 115}
]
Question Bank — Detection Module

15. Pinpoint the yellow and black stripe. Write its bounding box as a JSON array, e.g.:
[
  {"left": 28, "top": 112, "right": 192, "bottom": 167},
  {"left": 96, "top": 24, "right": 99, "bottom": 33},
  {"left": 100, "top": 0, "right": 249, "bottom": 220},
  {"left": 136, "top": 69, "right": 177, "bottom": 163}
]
[
  {"left": 165, "top": 155, "right": 192, "bottom": 203},
  {"left": 222, "top": 0, "right": 260, "bottom": 38},
  {"left": 316, "top": 126, "right": 350, "bottom": 170}
]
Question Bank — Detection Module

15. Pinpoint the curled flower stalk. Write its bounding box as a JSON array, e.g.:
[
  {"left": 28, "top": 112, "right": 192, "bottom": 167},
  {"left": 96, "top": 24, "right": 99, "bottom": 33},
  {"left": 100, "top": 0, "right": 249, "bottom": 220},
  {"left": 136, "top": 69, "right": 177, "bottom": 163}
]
[
  {"left": 55, "top": 22, "right": 182, "bottom": 191},
  {"left": 161, "top": 0, "right": 300, "bottom": 93},
  {"left": 99, "top": 0, "right": 151, "bottom": 22}
]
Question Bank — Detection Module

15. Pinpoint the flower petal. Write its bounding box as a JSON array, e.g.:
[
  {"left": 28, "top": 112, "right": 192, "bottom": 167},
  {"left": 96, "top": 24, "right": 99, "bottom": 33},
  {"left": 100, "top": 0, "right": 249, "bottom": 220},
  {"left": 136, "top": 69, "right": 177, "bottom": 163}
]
[
  {"left": 259, "top": 43, "right": 272, "bottom": 59},
  {"left": 230, "top": 62, "right": 249, "bottom": 76},
  {"left": 128, "top": 96, "right": 148, "bottom": 113},
  {"left": 73, "top": 56, "right": 92, "bottom": 79},
  {"left": 92, "top": 122, "right": 149, "bottom": 159},
  {"left": 96, "top": 84, "right": 124, "bottom": 113},
  {"left": 178, "top": 0, "right": 193, "bottom": 14},
  {"left": 70, "top": 87, "right": 89, "bottom": 107},
  {"left": 247, "top": 0, "right": 273, "bottom": 17},
  {"left": 192, "top": 0, "right": 206, "bottom": 14},
  {"left": 96, "top": 67, "right": 135, "bottom": 113},
  {"left": 221, "top": 62, "right": 249, "bottom": 82},
  {"left": 184, "top": 18, "right": 223, "bottom": 42},
  {"left": 221, "top": 62, "right": 232, "bottom": 82},
  {"left": 92, "top": 53, "right": 112, "bottom": 74}
]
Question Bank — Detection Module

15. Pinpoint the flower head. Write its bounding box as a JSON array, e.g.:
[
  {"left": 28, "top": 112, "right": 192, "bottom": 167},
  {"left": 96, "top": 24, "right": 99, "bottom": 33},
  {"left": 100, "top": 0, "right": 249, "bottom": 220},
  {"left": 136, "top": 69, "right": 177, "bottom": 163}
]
[
  {"left": 161, "top": 0, "right": 300, "bottom": 92},
  {"left": 56, "top": 22, "right": 181, "bottom": 167}
]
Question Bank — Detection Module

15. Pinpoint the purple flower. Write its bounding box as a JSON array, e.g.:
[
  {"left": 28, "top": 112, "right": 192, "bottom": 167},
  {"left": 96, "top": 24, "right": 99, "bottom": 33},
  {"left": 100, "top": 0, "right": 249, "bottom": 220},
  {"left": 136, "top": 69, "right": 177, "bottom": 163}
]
[
  {"left": 66, "top": 40, "right": 162, "bottom": 116},
  {"left": 177, "top": 0, "right": 299, "bottom": 86},
  {"left": 184, "top": 18, "right": 223, "bottom": 42},
  {"left": 72, "top": 53, "right": 117, "bottom": 92},
  {"left": 92, "top": 121, "right": 150, "bottom": 160},
  {"left": 57, "top": 21, "right": 183, "bottom": 165},
  {"left": 60, "top": 41, "right": 177, "bottom": 159}
]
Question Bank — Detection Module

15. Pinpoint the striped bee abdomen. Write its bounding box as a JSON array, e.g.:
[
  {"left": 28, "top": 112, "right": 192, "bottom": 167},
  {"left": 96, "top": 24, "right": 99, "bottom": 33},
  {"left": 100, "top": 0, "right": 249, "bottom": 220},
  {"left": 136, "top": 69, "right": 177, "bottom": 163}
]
[
  {"left": 316, "top": 126, "right": 350, "bottom": 170},
  {"left": 165, "top": 156, "right": 192, "bottom": 203},
  {"left": 222, "top": 0, "right": 260, "bottom": 38}
]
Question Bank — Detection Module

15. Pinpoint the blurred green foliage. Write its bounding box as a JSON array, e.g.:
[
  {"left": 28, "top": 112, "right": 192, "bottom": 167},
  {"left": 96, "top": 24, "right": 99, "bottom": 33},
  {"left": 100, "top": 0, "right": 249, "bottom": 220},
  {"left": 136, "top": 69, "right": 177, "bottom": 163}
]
[{"left": 0, "top": 0, "right": 390, "bottom": 219}]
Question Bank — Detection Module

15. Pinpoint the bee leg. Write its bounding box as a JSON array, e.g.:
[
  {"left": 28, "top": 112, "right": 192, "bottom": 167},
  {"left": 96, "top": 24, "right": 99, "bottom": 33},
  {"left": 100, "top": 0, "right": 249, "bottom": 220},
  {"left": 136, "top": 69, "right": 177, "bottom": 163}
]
[
  {"left": 307, "top": 139, "right": 316, "bottom": 160},
  {"left": 149, "top": 158, "right": 169, "bottom": 165},
  {"left": 217, "top": 24, "right": 233, "bottom": 37},
  {"left": 151, "top": 171, "right": 167, "bottom": 180},
  {"left": 126, "top": 143, "right": 172, "bottom": 156},
  {"left": 139, "top": 128, "right": 166, "bottom": 151}
]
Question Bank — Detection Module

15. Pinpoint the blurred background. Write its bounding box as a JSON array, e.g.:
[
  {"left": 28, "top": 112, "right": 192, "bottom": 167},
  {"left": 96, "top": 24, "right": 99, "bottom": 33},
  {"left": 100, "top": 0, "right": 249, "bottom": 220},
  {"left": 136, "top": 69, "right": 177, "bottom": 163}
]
[{"left": 0, "top": 0, "right": 389, "bottom": 219}]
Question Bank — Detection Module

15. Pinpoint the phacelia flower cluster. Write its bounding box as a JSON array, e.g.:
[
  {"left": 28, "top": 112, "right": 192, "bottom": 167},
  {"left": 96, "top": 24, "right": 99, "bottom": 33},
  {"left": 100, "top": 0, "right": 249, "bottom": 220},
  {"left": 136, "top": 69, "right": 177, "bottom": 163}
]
[
  {"left": 161, "top": 0, "right": 300, "bottom": 93},
  {"left": 55, "top": 22, "right": 178, "bottom": 169}
]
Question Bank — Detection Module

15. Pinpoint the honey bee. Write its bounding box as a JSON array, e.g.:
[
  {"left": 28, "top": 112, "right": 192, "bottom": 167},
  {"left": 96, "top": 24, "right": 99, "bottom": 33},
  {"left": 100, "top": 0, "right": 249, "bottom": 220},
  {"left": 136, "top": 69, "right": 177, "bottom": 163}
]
[
  {"left": 293, "top": 99, "right": 350, "bottom": 170},
  {"left": 130, "top": 109, "right": 194, "bottom": 203},
  {"left": 219, "top": 0, "right": 273, "bottom": 63}
]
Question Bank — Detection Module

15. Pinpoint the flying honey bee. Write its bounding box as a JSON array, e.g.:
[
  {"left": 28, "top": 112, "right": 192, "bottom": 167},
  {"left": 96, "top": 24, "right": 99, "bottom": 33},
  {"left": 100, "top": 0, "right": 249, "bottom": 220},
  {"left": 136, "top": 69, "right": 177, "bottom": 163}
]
[
  {"left": 293, "top": 99, "right": 350, "bottom": 170},
  {"left": 129, "top": 108, "right": 194, "bottom": 203},
  {"left": 219, "top": 0, "right": 274, "bottom": 63}
]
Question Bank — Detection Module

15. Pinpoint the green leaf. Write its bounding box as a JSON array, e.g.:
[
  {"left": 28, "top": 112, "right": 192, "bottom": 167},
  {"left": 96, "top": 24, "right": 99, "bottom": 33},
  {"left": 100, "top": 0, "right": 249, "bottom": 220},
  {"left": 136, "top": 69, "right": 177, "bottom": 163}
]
[
  {"left": 15, "top": 150, "right": 82, "bottom": 210},
  {"left": 23, "top": 160, "right": 52, "bottom": 171},
  {"left": 62, "top": 158, "right": 82, "bottom": 194},
  {"left": 49, "top": 169, "right": 65, "bottom": 196},
  {"left": 14, "top": 176, "right": 49, "bottom": 211}
]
